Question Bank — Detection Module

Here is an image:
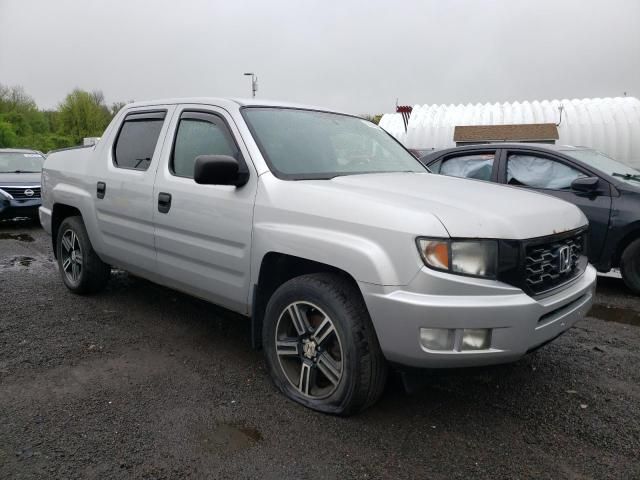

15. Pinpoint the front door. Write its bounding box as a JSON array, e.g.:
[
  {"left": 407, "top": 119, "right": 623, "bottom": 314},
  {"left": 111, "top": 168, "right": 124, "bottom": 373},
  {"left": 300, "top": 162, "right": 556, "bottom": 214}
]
[
  {"left": 502, "top": 150, "right": 612, "bottom": 261},
  {"left": 152, "top": 106, "right": 257, "bottom": 314}
]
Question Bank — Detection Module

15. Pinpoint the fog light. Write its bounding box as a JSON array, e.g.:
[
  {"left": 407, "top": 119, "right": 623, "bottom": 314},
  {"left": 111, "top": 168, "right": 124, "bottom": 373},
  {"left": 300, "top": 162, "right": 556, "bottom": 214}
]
[
  {"left": 420, "top": 328, "right": 455, "bottom": 351},
  {"left": 462, "top": 329, "right": 491, "bottom": 350}
]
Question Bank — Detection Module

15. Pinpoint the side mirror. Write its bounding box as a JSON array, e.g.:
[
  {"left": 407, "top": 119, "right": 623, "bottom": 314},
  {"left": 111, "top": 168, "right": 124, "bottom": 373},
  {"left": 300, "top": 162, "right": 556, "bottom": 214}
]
[
  {"left": 193, "top": 155, "right": 249, "bottom": 186},
  {"left": 571, "top": 176, "right": 599, "bottom": 193}
]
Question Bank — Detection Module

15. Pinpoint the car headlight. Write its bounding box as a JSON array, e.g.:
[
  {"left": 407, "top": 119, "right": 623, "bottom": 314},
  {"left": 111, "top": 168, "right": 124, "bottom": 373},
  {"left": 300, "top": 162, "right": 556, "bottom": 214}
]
[{"left": 416, "top": 238, "right": 498, "bottom": 278}]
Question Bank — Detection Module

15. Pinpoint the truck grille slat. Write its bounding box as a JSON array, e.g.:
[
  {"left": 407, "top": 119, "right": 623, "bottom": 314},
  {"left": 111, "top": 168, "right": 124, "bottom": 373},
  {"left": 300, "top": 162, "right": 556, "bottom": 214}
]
[{"left": 523, "top": 233, "right": 585, "bottom": 296}]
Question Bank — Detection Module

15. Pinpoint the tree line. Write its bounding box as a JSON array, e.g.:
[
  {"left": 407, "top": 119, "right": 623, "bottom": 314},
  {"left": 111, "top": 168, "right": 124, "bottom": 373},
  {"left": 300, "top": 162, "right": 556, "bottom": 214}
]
[{"left": 0, "top": 84, "right": 125, "bottom": 153}]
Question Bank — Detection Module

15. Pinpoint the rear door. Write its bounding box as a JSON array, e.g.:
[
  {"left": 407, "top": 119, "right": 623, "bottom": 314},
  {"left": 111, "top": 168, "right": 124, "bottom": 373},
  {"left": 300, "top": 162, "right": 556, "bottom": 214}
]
[
  {"left": 93, "top": 107, "right": 175, "bottom": 277},
  {"left": 428, "top": 148, "right": 500, "bottom": 182},
  {"left": 499, "top": 149, "right": 612, "bottom": 261},
  {"left": 152, "top": 105, "right": 257, "bottom": 314}
]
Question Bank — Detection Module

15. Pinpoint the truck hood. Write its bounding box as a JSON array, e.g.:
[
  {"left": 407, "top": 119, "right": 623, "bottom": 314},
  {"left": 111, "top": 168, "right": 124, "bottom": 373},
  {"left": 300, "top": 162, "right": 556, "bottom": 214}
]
[
  {"left": 323, "top": 172, "right": 586, "bottom": 239},
  {"left": 0, "top": 172, "right": 41, "bottom": 185}
]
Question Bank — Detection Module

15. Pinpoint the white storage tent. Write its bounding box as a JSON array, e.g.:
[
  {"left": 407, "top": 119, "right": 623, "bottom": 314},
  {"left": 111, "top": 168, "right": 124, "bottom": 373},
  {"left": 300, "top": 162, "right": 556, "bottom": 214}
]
[{"left": 379, "top": 97, "right": 640, "bottom": 168}]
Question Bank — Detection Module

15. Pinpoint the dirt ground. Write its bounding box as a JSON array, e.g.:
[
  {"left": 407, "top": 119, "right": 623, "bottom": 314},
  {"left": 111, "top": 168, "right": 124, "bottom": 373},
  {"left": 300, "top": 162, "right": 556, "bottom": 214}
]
[{"left": 1, "top": 219, "right": 639, "bottom": 479}]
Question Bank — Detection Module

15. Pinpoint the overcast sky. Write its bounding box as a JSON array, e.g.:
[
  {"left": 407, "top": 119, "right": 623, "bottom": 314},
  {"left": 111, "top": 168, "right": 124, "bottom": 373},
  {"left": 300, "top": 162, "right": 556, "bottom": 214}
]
[{"left": 1, "top": 0, "right": 638, "bottom": 114}]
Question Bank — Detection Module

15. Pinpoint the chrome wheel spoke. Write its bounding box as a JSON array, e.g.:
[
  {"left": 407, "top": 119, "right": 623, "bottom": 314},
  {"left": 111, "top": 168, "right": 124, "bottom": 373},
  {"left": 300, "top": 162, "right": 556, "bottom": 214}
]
[
  {"left": 297, "top": 362, "right": 313, "bottom": 395},
  {"left": 316, "top": 352, "right": 341, "bottom": 386},
  {"left": 72, "top": 262, "right": 79, "bottom": 281},
  {"left": 288, "top": 304, "right": 310, "bottom": 336},
  {"left": 62, "top": 257, "right": 72, "bottom": 272},
  {"left": 276, "top": 339, "right": 300, "bottom": 357},
  {"left": 313, "top": 317, "right": 335, "bottom": 346},
  {"left": 74, "top": 252, "right": 83, "bottom": 264},
  {"left": 61, "top": 235, "right": 72, "bottom": 252}
]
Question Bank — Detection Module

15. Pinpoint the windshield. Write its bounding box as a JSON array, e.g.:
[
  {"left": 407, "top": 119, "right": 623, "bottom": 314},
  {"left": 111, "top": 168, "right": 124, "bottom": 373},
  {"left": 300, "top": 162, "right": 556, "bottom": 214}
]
[
  {"left": 0, "top": 152, "right": 45, "bottom": 173},
  {"left": 242, "top": 108, "right": 426, "bottom": 179},
  {"left": 562, "top": 149, "right": 640, "bottom": 185}
]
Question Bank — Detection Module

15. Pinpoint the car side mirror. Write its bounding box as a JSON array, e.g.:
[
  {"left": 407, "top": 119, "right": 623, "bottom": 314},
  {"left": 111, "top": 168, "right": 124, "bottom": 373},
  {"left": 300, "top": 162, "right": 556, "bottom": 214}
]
[
  {"left": 193, "top": 155, "right": 249, "bottom": 186},
  {"left": 571, "top": 176, "right": 599, "bottom": 193}
]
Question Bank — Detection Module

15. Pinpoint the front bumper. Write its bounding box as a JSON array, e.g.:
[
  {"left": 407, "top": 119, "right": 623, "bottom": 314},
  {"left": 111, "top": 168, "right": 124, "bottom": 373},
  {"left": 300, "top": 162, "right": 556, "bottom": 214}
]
[
  {"left": 360, "top": 264, "right": 596, "bottom": 368},
  {"left": 0, "top": 197, "right": 42, "bottom": 219}
]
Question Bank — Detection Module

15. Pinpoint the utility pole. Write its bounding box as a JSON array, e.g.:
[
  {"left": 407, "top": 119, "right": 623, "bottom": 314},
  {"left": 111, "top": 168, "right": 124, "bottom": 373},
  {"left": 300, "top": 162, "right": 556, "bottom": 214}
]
[{"left": 244, "top": 73, "right": 258, "bottom": 98}]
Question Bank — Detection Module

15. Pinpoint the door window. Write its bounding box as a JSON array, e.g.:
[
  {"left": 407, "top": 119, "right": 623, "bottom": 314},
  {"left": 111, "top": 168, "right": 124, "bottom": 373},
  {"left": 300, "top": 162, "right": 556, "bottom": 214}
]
[
  {"left": 436, "top": 153, "right": 495, "bottom": 181},
  {"left": 171, "top": 112, "right": 240, "bottom": 178},
  {"left": 113, "top": 111, "right": 166, "bottom": 170},
  {"left": 507, "top": 153, "right": 586, "bottom": 190}
]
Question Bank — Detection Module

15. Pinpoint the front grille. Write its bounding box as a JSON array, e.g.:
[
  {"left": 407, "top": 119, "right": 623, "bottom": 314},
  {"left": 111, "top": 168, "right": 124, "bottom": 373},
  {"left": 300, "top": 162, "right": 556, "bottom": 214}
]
[
  {"left": 497, "top": 228, "right": 588, "bottom": 297},
  {"left": 523, "top": 230, "right": 587, "bottom": 296},
  {"left": 0, "top": 186, "right": 41, "bottom": 199}
]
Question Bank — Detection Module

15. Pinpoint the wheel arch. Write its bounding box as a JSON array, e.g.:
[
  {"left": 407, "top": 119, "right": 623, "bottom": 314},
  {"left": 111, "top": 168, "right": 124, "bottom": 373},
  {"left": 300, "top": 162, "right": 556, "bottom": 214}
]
[
  {"left": 51, "top": 203, "right": 83, "bottom": 258},
  {"left": 612, "top": 222, "right": 640, "bottom": 268},
  {"left": 250, "top": 252, "right": 370, "bottom": 349}
]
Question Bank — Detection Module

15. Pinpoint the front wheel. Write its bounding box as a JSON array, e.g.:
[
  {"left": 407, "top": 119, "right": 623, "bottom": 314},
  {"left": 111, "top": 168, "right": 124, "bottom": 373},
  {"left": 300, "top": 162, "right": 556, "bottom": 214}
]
[
  {"left": 56, "top": 216, "right": 111, "bottom": 294},
  {"left": 620, "top": 238, "right": 640, "bottom": 295},
  {"left": 262, "top": 273, "right": 387, "bottom": 415}
]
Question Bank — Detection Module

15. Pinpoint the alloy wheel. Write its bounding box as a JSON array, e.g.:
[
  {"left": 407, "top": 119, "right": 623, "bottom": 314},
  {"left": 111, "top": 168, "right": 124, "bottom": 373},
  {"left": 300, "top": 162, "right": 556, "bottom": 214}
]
[
  {"left": 275, "top": 301, "right": 344, "bottom": 399},
  {"left": 60, "top": 228, "right": 83, "bottom": 284}
]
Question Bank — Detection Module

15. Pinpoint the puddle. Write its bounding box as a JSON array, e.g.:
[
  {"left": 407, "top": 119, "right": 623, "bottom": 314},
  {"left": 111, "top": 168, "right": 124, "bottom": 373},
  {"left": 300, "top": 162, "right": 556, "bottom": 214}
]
[
  {"left": 1, "top": 256, "right": 36, "bottom": 268},
  {"left": 589, "top": 304, "right": 640, "bottom": 327},
  {"left": 199, "top": 423, "right": 262, "bottom": 453},
  {"left": 0, "top": 233, "right": 34, "bottom": 242}
]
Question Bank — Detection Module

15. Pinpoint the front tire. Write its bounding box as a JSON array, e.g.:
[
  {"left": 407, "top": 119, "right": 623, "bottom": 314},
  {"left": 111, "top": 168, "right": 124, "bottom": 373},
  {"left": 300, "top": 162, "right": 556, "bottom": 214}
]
[
  {"left": 56, "top": 216, "right": 110, "bottom": 294},
  {"left": 262, "top": 273, "right": 387, "bottom": 415},
  {"left": 620, "top": 238, "right": 640, "bottom": 294}
]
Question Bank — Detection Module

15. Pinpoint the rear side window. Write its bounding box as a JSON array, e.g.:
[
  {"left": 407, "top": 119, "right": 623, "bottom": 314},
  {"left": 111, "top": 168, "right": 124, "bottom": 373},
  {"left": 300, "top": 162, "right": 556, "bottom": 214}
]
[
  {"left": 171, "top": 111, "right": 240, "bottom": 178},
  {"left": 113, "top": 111, "right": 166, "bottom": 170},
  {"left": 436, "top": 153, "right": 495, "bottom": 181}
]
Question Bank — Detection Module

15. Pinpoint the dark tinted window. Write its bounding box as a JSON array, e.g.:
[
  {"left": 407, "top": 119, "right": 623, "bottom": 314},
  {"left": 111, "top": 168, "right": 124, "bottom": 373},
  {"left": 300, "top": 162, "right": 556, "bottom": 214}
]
[
  {"left": 114, "top": 111, "right": 166, "bottom": 170},
  {"left": 172, "top": 112, "right": 239, "bottom": 178}
]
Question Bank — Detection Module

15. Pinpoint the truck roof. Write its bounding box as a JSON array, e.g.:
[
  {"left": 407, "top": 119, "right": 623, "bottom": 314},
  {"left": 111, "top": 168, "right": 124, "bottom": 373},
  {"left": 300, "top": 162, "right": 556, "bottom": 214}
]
[{"left": 125, "top": 97, "right": 350, "bottom": 115}]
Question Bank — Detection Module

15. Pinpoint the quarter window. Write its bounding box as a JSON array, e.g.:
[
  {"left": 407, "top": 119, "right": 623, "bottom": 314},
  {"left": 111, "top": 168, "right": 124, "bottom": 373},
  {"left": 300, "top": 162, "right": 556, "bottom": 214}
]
[
  {"left": 113, "top": 111, "right": 166, "bottom": 170},
  {"left": 171, "top": 112, "right": 240, "bottom": 178},
  {"left": 436, "top": 153, "right": 495, "bottom": 181},
  {"left": 507, "top": 154, "right": 586, "bottom": 190}
]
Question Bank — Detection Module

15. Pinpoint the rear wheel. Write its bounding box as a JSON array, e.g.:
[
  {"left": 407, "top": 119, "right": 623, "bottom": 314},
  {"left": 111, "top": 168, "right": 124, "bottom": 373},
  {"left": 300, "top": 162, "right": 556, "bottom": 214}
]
[
  {"left": 262, "top": 273, "right": 387, "bottom": 415},
  {"left": 620, "top": 238, "right": 640, "bottom": 294},
  {"left": 56, "top": 216, "right": 110, "bottom": 294}
]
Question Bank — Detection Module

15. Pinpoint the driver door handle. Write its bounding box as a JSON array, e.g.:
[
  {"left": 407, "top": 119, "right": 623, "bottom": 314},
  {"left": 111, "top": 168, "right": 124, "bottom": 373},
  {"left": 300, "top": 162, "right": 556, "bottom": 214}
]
[{"left": 158, "top": 192, "right": 172, "bottom": 213}]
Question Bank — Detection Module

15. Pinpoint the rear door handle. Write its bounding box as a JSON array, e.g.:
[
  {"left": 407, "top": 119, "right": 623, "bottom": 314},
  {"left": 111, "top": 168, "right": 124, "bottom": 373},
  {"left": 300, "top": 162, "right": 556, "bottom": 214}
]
[
  {"left": 97, "top": 182, "right": 106, "bottom": 199},
  {"left": 158, "top": 192, "right": 172, "bottom": 213}
]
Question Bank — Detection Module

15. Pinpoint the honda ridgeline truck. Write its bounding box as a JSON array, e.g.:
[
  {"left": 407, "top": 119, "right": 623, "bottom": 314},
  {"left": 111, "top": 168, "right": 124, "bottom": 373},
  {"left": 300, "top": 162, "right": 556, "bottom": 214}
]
[{"left": 40, "top": 98, "right": 597, "bottom": 415}]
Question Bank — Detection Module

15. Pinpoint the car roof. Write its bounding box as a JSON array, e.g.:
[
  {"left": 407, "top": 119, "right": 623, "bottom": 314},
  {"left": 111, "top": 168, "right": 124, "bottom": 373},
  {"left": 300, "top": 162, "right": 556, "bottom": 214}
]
[
  {"left": 421, "top": 143, "right": 591, "bottom": 159},
  {"left": 125, "top": 97, "right": 351, "bottom": 116}
]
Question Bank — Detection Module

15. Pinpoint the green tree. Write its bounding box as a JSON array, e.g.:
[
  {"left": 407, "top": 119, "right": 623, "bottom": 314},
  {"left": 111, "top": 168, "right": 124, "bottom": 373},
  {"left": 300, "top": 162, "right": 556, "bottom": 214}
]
[
  {"left": 0, "top": 121, "right": 18, "bottom": 147},
  {"left": 57, "top": 89, "right": 112, "bottom": 144}
]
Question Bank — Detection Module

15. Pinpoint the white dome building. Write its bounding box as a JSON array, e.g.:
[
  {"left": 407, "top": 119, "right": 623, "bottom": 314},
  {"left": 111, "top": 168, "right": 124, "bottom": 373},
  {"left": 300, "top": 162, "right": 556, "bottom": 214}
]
[{"left": 379, "top": 97, "right": 640, "bottom": 168}]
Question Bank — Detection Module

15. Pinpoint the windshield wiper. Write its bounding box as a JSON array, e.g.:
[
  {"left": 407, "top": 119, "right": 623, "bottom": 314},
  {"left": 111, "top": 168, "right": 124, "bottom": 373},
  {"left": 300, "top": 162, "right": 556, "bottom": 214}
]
[
  {"left": 0, "top": 170, "right": 41, "bottom": 173},
  {"left": 612, "top": 172, "right": 640, "bottom": 182}
]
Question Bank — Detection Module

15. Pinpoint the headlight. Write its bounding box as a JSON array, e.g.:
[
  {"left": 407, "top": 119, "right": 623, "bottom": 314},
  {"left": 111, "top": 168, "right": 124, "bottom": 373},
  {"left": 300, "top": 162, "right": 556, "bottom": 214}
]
[{"left": 416, "top": 238, "right": 498, "bottom": 278}]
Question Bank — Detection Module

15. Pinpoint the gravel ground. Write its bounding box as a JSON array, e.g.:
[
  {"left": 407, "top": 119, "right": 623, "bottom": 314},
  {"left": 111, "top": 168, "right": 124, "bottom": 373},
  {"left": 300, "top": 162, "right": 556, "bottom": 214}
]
[{"left": 1, "top": 220, "right": 639, "bottom": 479}]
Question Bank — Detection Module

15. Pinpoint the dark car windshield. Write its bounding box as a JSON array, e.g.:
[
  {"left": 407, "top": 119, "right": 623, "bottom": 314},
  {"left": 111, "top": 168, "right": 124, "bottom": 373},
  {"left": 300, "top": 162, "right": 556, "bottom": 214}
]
[
  {"left": 562, "top": 148, "right": 640, "bottom": 185},
  {"left": 0, "top": 152, "right": 45, "bottom": 173},
  {"left": 242, "top": 108, "right": 426, "bottom": 179}
]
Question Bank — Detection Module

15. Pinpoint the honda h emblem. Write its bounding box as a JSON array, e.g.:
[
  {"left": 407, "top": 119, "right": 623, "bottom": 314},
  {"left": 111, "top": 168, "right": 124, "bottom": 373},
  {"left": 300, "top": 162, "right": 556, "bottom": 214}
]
[{"left": 558, "top": 246, "right": 572, "bottom": 273}]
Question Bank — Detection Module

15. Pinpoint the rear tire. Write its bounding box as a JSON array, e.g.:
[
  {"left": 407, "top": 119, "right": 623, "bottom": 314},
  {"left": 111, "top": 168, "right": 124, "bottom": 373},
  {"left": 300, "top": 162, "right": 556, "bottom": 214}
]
[
  {"left": 620, "top": 239, "right": 640, "bottom": 295},
  {"left": 262, "top": 273, "right": 387, "bottom": 415},
  {"left": 56, "top": 216, "right": 110, "bottom": 294}
]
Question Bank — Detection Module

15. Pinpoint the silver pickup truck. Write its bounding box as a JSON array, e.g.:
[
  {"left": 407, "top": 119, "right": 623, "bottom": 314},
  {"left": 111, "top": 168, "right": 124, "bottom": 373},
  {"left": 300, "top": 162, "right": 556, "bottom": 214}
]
[{"left": 40, "top": 98, "right": 597, "bottom": 415}]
